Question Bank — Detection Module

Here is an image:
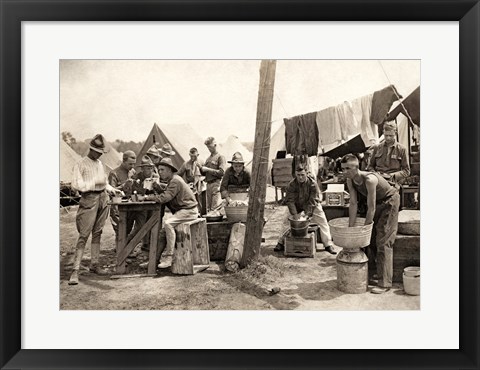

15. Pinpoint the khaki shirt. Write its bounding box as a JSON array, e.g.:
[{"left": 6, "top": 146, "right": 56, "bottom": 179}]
[{"left": 367, "top": 142, "right": 410, "bottom": 182}]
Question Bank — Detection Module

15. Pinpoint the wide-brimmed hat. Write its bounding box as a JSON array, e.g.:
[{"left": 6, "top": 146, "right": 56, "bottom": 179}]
[
  {"left": 228, "top": 152, "right": 245, "bottom": 164},
  {"left": 159, "top": 143, "right": 175, "bottom": 156},
  {"left": 146, "top": 145, "right": 161, "bottom": 158},
  {"left": 139, "top": 155, "right": 155, "bottom": 167},
  {"left": 157, "top": 157, "right": 178, "bottom": 172},
  {"left": 89, "top": 134, "right": 108, "bottom": 153}
]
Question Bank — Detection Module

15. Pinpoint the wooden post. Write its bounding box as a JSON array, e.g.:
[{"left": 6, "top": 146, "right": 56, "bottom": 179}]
[{"left": 240, "top": 60, "right": 276, "bottom": 268}]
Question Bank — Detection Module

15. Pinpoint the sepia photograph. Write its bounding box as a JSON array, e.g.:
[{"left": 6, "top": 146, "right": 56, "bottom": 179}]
[{"left": 59, "top": 59, "right": 421, "bottom": 310}]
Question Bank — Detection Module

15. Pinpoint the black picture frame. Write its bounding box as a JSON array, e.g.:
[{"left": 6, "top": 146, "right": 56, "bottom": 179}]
[{"left": 1, "top": 1, "right": 478, "bottom": 369}]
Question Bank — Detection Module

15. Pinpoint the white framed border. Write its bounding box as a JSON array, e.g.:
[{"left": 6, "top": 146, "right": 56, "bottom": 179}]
[{"left": 22, "top": 22, "right": 459, "bottom": 349}]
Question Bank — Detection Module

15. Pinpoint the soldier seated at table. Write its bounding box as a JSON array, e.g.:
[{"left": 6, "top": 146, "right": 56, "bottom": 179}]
[
  {"left": 145, "top": 158, "right": 199, "bottom": 269},
  {"left": 126, "top": 155, "right": 161, "bottom": 251},
  {"left": 108, "top": 150, "right": 138, "bottom": 244}
]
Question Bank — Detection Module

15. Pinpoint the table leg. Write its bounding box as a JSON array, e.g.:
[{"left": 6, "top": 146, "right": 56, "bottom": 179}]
[
  {"left": 148, "top": 219, "right": 159, "bottom": 275},
  {"left": 116, "top": 211, "right": 127, "bottom": 274}
]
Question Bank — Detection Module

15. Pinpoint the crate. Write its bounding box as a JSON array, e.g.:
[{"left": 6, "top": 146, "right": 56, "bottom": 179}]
[
  {"left": 284, "top": 232, "right": 316, "bottom": 258},
  {"left": 172, "top": 218, "right": 210, "bottom": 275},
  {"left": 392, "top": 234, "right": 420, "bottom": 283},
  {"left": 272, "top": 158, "right": 294, "bottom": 188},
  {"left": 207, "top": 221, "right": 237, "bottom": 261},
  {"left": 224, "top": 205, "right": 248, "bottom": 222},
  {"left": 322, "top": 184, "right": 348, "bottom": 206}
]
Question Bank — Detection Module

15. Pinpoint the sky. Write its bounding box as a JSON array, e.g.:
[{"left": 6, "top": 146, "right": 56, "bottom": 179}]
[{"left": 60, "top": 60, "right": 420, "bottom": 143}]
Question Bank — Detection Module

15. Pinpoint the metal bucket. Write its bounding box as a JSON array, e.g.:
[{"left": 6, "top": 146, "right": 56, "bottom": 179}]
[{"left": 288, "top": 217, "right": 309, "bottom": 238}]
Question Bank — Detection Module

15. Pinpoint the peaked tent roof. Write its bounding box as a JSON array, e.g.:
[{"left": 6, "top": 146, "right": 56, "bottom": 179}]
[
  {"left": 219, "top": 135, "right": 253, "bottom": 168},
  {"left": 136, "top": 123, "right": 210, "bottom": 170},
  {"left": 99, "top": 142, "right": 122, "bottom": 173},
  {"left": 60, "top": 139, "right": 82, "bottom": 183}
]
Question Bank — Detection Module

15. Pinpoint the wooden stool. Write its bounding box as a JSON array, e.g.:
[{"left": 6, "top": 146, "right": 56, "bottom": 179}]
[{"left": 171, "top": 218, "right": 210, "bottom": 275}]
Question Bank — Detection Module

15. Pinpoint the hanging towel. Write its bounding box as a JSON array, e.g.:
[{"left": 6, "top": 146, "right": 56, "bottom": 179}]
[
  {"left": 284, "top": 116, "right": 299, "bottom": 155},
  {"left": 351, "top": 93, "right": 378, "bottom": 146},
  {"left": 370, "top": 85, "right": 402, "bottom": 125},
  {"left": 336, "top": 101, "right": 359, "bottom": 140},
  {"left": 396, "top": 114, "right": 409, "bottom": 150},
  {"left": 316, "top": 107, "right": 342, "bottom": 149},
  {"left": 298, "top": 112, "right": 319, "bottom": 156}
]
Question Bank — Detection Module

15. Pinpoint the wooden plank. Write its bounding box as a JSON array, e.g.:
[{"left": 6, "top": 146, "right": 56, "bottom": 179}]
[
  {"left": 272, "top": 167, "right": 293, "bottom": 176},
  {"left": 116, "top": 211, "right": 128, "bottom": 274},
  {"left": 118, "top": 212, "right": 159, "bottom": 265},
  {"left": 110, "top": 274, "right": 156, "bottom": 280},
  {"left": 241, "top": 60, "right": 276, "bottom": 268},
  {"left": 273, "top": 174, "right": 294, "bottom": 183},
  {"left": 193, "top": 265, "right": 210, "bottom": 274},
  {"left": 273, "top": 158, "right": 293, "bottom": 166},
  {"left": 273, "top": 181, "right": 291, "bottom": 188}
]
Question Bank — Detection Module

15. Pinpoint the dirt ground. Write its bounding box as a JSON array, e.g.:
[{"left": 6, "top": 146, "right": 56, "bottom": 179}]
[{"left": 60, "top": 186, "right": 420, "bottom": 310}]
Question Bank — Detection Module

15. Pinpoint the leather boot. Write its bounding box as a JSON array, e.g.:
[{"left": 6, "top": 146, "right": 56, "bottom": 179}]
[
  {"left": 90, "top": 265, "right": 109, "bottom": 275},
  {"left": 158, "top": 255, "right": 173, "bottom": 269},
  {"left": 90, "top": 242, "right": 101, "bottom": 266},
  {"left": 90, "top": 243, "right": 108, "bottom": 275},
  {"left": 71, "top": 248, "right": 84, "bottom": 272},
  {"left": 68, "top": 270, "right": 79, "bottom": 285}
]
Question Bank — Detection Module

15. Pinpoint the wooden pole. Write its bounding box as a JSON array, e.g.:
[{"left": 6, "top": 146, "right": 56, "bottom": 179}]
[{"left": 240, "top": 60, "right": 276, "bottom": 268}]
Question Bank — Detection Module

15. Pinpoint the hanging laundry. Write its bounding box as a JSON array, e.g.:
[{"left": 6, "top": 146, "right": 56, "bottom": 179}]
[
  {"left": 298, "top": 112, "right": 319, "bottom": 156},
  {"left": 316, "top": 107, "right": 342, "bottom": 149},
  {"left": 336, "top": 101, "right": 359, "bottom": 139},
  {"left": 370, "top": 85, "right": 402, "bottom": 125},
  {"left": 284, "top": 113, "right": 319, "bottom": 156},
  {"left": 284, "top": 116, "right": 299, "bottom": 155},
  {"left": 351, "top": 93, "right": 379, "bottom": 147}
]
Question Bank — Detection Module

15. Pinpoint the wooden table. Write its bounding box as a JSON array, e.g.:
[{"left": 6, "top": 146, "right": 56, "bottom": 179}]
[{"left": 114, "top": 201, "right": 164, "bottom": 275}]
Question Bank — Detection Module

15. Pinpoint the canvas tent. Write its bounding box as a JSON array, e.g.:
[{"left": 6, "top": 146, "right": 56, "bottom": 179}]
[
  {"left": 98, "top": 142, "right": 122, "bottom": 174},
  {"left": 386, "top": 86, "right": 420, "bottom": 126},
  {"left": 319, "top": 134, "right": 368, "bottom": 159},
  {"left": 219, "top": 135, "right": 253, "bottom": 171},
  {"left": 60, "top": 139, "right": 82, "bottom": 183},
  {"left": 136, "top": 123, "right": 210, "bottom": 170}
]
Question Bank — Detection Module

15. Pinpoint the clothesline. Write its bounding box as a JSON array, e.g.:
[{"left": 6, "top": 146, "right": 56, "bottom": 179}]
[
  {"left": 378, "top": 61, "right": 418, "bottom": 127},
  {"left": 282, "top": 84, "right": 402, "bottom": 156}
]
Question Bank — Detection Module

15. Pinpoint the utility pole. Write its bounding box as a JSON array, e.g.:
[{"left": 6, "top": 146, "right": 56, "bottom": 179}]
[{"left": 240, "top": 60, "right": 276, "bottom": 268}]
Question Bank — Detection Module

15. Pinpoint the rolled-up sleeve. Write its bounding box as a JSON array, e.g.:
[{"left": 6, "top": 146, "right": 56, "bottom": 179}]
[{"left": 285, "top": 181, "right": 298, "bottom": 215}]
